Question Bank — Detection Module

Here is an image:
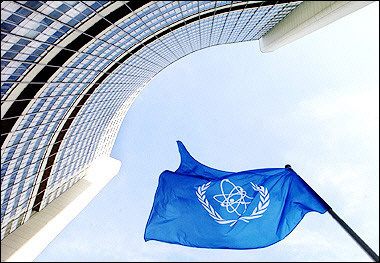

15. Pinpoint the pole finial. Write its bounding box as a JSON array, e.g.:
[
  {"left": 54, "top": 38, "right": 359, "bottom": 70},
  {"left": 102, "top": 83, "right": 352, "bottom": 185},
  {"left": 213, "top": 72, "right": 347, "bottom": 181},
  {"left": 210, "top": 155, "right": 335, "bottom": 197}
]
[{"left": 285, "top": 164, "right": 292, "bottom": 169}]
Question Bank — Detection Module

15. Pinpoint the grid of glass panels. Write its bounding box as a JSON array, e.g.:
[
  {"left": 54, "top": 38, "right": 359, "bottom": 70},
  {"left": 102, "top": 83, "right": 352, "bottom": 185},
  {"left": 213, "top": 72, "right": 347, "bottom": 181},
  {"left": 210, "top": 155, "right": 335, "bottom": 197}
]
[
  {"left": 1, "top": 1, "right": 111, "bottom": 100},
  {"left": 1, "top": 1, "right": 302, "bottom": 240},
  {"left": 1, "top": 0, "right": 114, "bottom": 239}
]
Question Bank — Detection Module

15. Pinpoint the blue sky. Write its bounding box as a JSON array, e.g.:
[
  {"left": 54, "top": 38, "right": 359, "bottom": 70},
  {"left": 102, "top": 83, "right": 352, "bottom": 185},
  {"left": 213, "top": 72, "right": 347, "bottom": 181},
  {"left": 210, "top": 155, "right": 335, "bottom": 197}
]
[{"left": 35, "top": 2, "right": 378, "bottom": 262}]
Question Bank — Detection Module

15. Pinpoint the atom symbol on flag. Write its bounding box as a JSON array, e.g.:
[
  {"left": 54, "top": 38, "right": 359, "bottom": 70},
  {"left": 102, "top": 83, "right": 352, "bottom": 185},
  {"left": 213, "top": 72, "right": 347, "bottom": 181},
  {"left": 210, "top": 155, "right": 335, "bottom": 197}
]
[{"left": 213, "top": 179, "right": 253, "bottom": 216}]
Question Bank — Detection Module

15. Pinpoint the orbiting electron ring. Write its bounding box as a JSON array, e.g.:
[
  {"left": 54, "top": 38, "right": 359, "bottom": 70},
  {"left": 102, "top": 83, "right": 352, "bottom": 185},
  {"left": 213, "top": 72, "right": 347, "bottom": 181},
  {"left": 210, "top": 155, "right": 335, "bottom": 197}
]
[{"left": 213, "top": 179, "right": 253, "bottom": 216}]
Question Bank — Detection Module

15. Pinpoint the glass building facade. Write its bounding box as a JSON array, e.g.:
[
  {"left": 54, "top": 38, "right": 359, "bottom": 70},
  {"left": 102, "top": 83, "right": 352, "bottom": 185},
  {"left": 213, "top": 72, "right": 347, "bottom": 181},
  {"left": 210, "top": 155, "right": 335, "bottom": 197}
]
[{"left": 1, "top": 1, "right": 303, "bottom": 240}]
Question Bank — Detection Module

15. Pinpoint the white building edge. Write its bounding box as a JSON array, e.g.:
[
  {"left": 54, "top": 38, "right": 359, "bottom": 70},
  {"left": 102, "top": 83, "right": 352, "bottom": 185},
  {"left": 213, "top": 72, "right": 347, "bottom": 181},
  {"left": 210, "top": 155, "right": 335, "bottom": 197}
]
[{"left": 1, "top": 1, "right": 374, "bottom": 262}]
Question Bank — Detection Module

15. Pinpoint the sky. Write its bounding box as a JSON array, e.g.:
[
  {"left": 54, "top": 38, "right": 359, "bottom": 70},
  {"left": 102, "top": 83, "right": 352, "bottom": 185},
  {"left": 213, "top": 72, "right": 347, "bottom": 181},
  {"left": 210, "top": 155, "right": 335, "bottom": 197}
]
[{"left": 35, "top": 2, "right": 379, "bottom": 262}]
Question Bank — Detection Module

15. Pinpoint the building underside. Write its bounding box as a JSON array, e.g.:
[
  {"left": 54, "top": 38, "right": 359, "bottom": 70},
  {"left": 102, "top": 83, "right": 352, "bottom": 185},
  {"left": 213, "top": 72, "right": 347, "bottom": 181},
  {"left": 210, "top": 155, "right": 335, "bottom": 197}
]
[{"left": 0, "top": 1, "right": 374, "bottom": 261}]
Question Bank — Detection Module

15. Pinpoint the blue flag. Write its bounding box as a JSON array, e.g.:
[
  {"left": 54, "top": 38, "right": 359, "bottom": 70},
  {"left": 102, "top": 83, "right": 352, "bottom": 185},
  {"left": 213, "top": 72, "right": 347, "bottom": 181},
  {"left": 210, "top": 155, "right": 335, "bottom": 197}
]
[{"left": 144, "top": 141, "right": 330, "bottom": 249}]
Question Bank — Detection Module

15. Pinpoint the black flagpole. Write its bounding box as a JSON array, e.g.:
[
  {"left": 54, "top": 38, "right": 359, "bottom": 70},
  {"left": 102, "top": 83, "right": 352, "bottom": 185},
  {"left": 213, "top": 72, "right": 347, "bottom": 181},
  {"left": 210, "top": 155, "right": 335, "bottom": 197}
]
[{"left": 285, "top": 164, "right": 379, "bottom": 262}]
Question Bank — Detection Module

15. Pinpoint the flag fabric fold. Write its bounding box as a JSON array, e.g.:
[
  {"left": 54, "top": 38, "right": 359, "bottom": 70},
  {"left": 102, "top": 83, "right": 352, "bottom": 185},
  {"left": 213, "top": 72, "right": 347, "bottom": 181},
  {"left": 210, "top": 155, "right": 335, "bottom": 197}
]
[{"left": 144, "top": 141, "right": 330, "bottom": 249}]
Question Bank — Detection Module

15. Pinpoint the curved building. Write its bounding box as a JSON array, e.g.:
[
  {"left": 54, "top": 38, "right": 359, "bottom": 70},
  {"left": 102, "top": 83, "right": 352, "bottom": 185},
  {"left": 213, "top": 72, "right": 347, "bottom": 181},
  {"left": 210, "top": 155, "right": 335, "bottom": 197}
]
[{"left": 1, "top": 1, "right": 373, "bottom": 261}]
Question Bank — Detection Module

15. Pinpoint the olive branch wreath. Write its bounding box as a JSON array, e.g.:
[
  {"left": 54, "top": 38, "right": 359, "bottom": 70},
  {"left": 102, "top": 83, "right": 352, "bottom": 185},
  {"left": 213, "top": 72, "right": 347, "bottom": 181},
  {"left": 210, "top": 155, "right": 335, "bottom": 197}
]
[{"left": 196, "top": 181, "right": 270, "bottom": 227}]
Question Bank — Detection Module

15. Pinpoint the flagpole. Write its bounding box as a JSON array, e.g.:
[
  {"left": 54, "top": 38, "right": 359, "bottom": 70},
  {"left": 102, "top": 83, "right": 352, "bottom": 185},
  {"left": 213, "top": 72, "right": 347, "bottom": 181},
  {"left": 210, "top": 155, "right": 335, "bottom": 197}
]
[{"left": 285, "top": 165, "right": 379, "bottom": 262}]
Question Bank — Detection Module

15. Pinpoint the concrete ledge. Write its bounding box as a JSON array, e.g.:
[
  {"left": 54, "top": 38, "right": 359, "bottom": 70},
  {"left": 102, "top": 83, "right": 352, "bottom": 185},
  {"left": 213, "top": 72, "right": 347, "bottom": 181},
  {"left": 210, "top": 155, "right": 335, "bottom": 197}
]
[
  {"left": 1, "top": 156, "right": 121, "bottom": 262},
  {"left": 259, "top": 1, "right": 374, "bottom": 52}
]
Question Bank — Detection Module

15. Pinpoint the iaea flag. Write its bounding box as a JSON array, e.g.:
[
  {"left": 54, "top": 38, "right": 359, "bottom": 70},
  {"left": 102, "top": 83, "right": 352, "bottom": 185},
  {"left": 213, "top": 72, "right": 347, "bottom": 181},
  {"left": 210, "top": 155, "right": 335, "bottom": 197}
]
[{"left": 144, "top": 141, "right": 330, "bottom": 249}]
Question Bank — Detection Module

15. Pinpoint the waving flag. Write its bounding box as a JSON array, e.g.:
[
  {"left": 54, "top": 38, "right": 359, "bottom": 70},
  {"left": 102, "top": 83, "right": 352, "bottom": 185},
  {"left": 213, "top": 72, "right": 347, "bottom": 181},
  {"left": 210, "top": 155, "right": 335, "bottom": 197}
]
[{"left": 144, "top": 141, "right": 330, "bottom": 249}]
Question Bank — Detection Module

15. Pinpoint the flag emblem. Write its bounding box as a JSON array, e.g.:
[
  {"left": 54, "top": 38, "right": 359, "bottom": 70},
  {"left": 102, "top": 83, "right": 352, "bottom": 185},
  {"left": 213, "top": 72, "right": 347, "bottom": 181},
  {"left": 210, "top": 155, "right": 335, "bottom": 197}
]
[
  {"left": 213, "top": 179, "right": 254, "bottom": 216},
  {"left": 196, "top": 180, "right": 270, "bottom": 226}
]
